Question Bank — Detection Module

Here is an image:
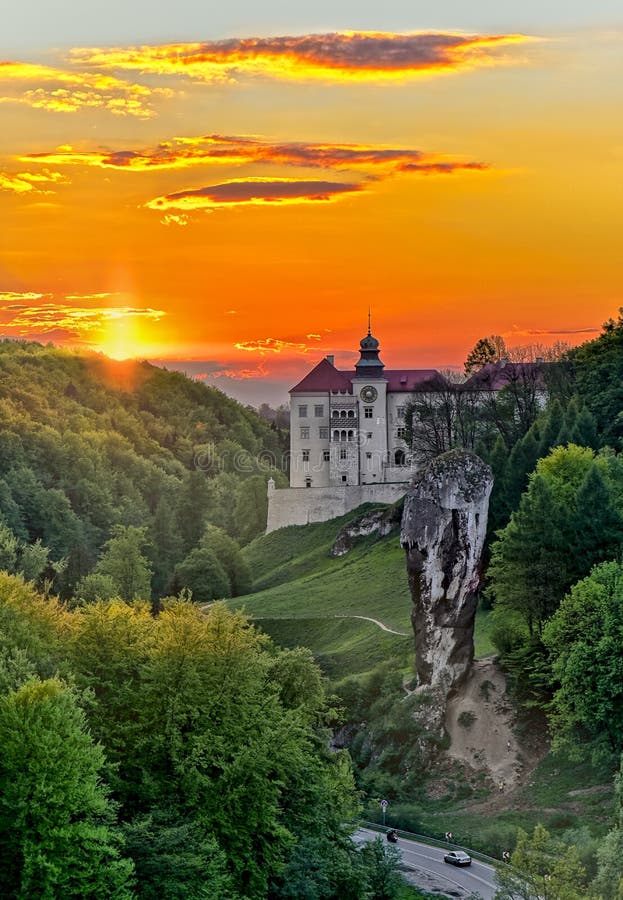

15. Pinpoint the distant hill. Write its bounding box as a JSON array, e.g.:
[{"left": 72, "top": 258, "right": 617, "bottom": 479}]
[{"left": 0, "top": 340, "right": 286, "bottom": 596}]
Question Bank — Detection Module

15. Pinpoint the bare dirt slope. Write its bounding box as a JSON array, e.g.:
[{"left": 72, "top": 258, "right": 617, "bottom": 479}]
[{"left": 445, "top": 657, "right": 545, "bottom": 797}]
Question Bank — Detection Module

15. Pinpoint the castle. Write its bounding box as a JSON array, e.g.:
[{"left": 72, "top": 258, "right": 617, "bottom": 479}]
[
  {"left": 266, "top": 325, "right": 446, "bottom": 532},
  {"left": 266, "top": 324, "right": 550, "bottom": 533}
]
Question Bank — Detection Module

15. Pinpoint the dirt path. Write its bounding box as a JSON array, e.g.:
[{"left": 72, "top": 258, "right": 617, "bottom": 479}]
[{"left": 334, "top": 614, "right": 409, "bottom": 636}]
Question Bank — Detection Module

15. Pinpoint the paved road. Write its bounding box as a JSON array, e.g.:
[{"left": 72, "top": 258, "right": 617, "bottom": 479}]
[{"left": 357, "top": 828, "right": 497, "bottom": 899}]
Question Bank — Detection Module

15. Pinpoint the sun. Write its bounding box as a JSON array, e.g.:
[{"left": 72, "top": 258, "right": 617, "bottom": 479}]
[{"left": 98, "top": 315, "right": 145, "bottom": 360}]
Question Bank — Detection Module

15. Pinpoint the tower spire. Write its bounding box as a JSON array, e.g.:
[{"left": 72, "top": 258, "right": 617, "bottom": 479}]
[{"left": 367, "top": 307, "right": 371, "bottom": 336}]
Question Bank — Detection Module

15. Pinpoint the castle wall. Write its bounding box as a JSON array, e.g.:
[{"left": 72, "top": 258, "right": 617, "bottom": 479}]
[{"left": 266, "top": 481, "right": 409, "bottom": 533}]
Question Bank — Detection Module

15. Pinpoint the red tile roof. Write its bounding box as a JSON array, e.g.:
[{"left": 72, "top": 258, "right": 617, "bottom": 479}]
[
  {"left": 289, "top": 358, "right": 353, "bottom": 394},
  {"left": 289, "top": 359, "right": 449, "bottom": 394},
  {"left": 462, "top": 361, "right": 547, "bottom": 391}
]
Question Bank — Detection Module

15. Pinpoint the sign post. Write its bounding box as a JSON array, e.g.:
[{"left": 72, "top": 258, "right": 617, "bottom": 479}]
[{"left": 380, "top": 798, "right": 388, "bottom": 827}]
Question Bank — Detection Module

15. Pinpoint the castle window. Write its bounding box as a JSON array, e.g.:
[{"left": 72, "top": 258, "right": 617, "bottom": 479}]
[
  {"left": 340, "top": 410, "right": 347, "bottom": 418},
  {"left": 305, "top": 476, "right": 312, "bottom": 488},
  {"left": 347, "top": 430, "right": 354, "bottom": 441},
  {"left": 340, "top": 430, "right": 347, "bottom": 442},
  {"left": 319, "top": 427, "right": 328, "bottom": 439},
  {"left": 323, "top": 450, "right": 330, "bottom": 462},
  {"left": 302, "top": 449, "right": 310, "bottom": 461},
  {"left": 397, "top": 427, "right": 406, "bottom": 440},
  {"left": 300, "top": 426, "right": 310, "bottom": 439},
  {"left": 347, "top": 409, "right": 355, "bottom": 418},
  {"left": 364, "top": 407, "right": 373, "bottom": 419},
  {"left": 314, "top": 405, "right": 324, "bottom": 417},
  {"left": 333, "top": 430, "right": 340, "bottom": 441},
  {"left": 394, "top": 448, "right": 406, "bottom": 466},
  {"left": 299, "top": 405, "right": 308, "bottom": 417},
  {"left": 339, "top": 448, "right": 347, "bottom": 460},
  {"left": 397, "top": 406, "right": 405, "bottom": 419},
  {"left": 341, "top": 475, "right": 347, "bottom": 483},
  {"left": 332, "top": 410, "right": 340, "bottom": 418}
]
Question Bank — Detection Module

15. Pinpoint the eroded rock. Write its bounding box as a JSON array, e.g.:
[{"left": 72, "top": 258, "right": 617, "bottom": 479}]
[
  {"left": 400, "top": 450, "right": 493, "bottom": 696},
  {"left": 329, "top": 503, "right": 402, "bottom": 557}
]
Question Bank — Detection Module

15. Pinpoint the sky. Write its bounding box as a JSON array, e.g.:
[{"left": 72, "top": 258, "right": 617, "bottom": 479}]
[{"left": 1, "top": 2, "right": 622, "bottom": 405}]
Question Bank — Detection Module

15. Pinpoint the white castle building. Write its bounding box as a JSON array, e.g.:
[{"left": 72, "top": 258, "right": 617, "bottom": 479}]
[{"left": 266, "top": 325, "right": 447, "bottom": 532}]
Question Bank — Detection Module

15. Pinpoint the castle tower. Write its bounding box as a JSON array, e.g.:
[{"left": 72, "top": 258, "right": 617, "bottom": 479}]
[{"left": 350, "top": 319, "right": 388, "bottom": 484}]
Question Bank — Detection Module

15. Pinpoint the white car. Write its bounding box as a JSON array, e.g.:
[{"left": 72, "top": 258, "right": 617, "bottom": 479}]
[{"left": 443, "top": 850, "right": 472, "bottom": 867}]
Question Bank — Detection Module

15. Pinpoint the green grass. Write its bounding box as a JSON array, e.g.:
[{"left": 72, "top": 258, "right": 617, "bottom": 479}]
[
  {"left": 253, "top": 617, "right": 413, "bottom": 680},
  {"left": 232, "top": 507, "right": 495, "bottom": 683}
]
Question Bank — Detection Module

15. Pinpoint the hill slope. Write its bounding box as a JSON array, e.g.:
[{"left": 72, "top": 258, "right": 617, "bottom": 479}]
[
  {"left": 232, "top": 507, "right": 495, "bottom": 682},
  {"left": 0, "top": 340, "right": 285, "bottom": 596}
]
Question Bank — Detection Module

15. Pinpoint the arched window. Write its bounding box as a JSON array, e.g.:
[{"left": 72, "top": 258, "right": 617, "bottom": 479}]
[
  {"left": 333, "top": 430, "right": 340, "bottom": 441},
  {"left": 347, "top": 409, "right": 355, "bottom": 418},
  {"left": 332, "top": 410, "right": 339, "bottom": 418},
  {"left": 340, "top": 410, "right": 347, "bottom": 418},
  {"left": 348, "top": 430, "right": 354, "bottom": 442},
  {"left": 394, "top": 448, "right": 406, "bottom": 466},
  {"left": 340, "top": 430, "right": 347, "bottom": 442}
]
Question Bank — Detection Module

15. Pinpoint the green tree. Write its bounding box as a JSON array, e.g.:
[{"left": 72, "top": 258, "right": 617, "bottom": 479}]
[
  {"left": 494, "top": 823, "right": 592, "bottom": 899},
  {"left": 0, "top": 678, "right": 134, "bottom": 898},
  {"left": 96, "top": 524, "right": 153, "bottom": 602},
  {"left": 234, "top": 473, "right": 286, "bottom": 544},
  {"left": 74, "top": 572, "right": 118, "bottom": 603},
  {"left": 122, "top": 810, "right": 234, "bottom": 899},
  {"left": 171, "top": 547, "right": 231, "bottom": 602},
  {"left": 200, "top": 524, "right": 251, "bottom": 596},
  {"left": 359, "top": 836, "right": 404, "bottom": 899},
  {"left": 489, "top": 446, "right": 623, "bottom": 638},
  {"left": 543, "top": 562, "right": 623, "bottom": 754},
  {"left": 593, "top": 756, "right": 623, "bottom": 899}
]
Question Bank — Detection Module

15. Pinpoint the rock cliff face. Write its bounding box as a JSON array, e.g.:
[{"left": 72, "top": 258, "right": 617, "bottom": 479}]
[
  {"left": 329, "top": 503, "right": 402, "bottom": 557},
  {"left": 400, "top": 450, "right": 493, "bottom": 696}
]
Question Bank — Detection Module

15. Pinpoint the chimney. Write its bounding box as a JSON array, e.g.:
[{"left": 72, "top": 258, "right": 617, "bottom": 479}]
[
  {"left": 326, "top": 355, "right": 335, "bottom": 366},
  {"left": 536, "top": 356, "right": 543, "bottom": 364}
]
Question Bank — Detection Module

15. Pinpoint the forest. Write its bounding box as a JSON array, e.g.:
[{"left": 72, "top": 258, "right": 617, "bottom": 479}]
[{"left": 3, "top": 314, "right": 623, "bottom": 897}]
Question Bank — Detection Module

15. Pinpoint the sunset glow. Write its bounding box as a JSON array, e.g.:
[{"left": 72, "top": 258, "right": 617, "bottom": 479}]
[{"left": 1, "top": 8, "right": 622, "bottom": 403}]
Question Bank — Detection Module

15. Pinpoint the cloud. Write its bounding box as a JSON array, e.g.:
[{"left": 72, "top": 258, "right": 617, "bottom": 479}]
[
  {"left": 0, "top": 291, "right": 52, "bottom": 303},
  {"left": 21, "top": 134, "right": 486, "bottom": 177},
  {"left": 504, "top": 325, "right": 600, "bottom": 337},
  {"left": 0, "top": 60, "right": 170, "bottom": 118},
  {"left": 145, "top": 177, "right": 363, "bottom": 213},
  {"left": 0, "top": 301, "right": 165, "bottom": 342},
  {"left": 0, "top": 170, "right": 68, "bottom": 194},
  {"left": 235, "top": 337, "right": 322, "bottom": 355},
  {"left": 72, "top": 31, "right": 532, "bottom": 84}
]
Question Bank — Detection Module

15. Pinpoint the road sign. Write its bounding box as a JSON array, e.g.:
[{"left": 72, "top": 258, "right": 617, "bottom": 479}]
[{"left": 380, "top": 799, "right": 388, "bottom": 808}]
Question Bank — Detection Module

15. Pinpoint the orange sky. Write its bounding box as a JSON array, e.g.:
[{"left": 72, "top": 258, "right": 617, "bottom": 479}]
[{"left": 1, "top": 22, "right": 622, "bottom": 403}]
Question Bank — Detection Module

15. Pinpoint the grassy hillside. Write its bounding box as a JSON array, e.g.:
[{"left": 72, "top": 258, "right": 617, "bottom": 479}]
[{"left": 232, "top": 507, "right": 495, "bottom": 683}]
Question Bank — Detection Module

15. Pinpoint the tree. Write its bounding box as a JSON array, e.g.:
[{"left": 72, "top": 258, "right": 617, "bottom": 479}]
[
  {"left": 200, "top": 524, "right": 251, "bottom": 596},
  {"left": 489, "top": 446, "right": 623, "bottom": 638},
  {"left": 543, "top": 562, "right": 623, "bottom": 754},
  {"left": 359, "top": 836, "right": 404, "bottom": 899},
  {"left": 96, "top": 525, "right": 153, "bottom": 602},
  {"left": 593, "top": 755, "right": 623, "bottom": 899},
  {"left": 0, "top": 678, "right": 134, "bottom": 897},
  {"left": 494, "top": 823, "right": 592, "bottom": 900},
  {"left": 170, "top": 547, "right": 231, "bottom": 602},
  {"left": 234, "top": 473, "right": 287, "bottom": 545},
  {"left": 464, "top": 335, "right": 507, "bottom": 375},
  {"left": 122, "top": 810, "right": 233, "bottom": 899}
]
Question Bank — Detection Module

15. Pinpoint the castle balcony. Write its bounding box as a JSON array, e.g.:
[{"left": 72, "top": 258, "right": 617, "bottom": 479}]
[{"left": 330, "top": 429, "right": 358, "bottom": 442}]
